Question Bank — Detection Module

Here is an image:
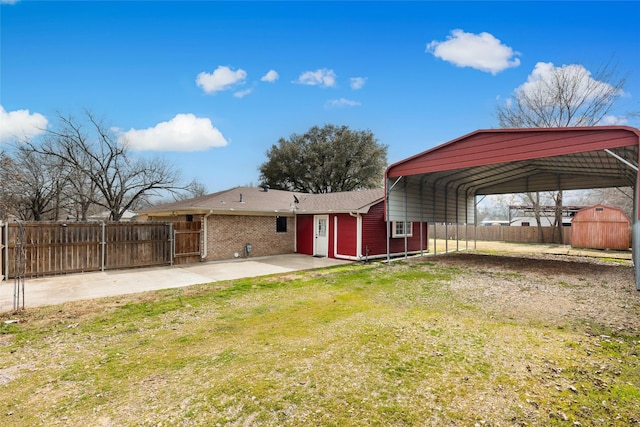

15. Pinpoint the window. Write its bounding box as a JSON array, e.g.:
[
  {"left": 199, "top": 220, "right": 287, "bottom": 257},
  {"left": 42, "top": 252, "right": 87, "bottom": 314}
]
[
  {"left": 391, "top": 221, "right": 412, "bottom": 238},
  {"left": 186, "top": 214, "right": 194, "bottom": 222},
  {"left": 276, "top": 216, "right": 287, "bottom": 233}
]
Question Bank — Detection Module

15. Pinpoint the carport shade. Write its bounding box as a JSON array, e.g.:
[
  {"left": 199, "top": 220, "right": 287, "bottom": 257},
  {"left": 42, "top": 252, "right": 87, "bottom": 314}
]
[{"left": 384, "top": 126, "right": 640, "bottom": 289}]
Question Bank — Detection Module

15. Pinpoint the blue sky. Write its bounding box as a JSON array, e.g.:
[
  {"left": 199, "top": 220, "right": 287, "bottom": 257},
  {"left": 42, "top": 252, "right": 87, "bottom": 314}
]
[{"left": 2, "top": 1, "right": 639, "bottom": 193}]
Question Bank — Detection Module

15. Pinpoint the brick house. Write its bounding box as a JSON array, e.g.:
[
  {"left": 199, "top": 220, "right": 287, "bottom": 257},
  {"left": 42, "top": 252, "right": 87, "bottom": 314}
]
[
  {"left": 142, "top": 186, "right": 428, "bottom": 263},
  {"left": 142, "top": 186, "right": 297, "bottom": 263}
]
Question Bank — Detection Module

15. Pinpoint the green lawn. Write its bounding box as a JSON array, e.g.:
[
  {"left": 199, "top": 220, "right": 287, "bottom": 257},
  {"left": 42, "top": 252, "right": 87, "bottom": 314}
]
[{"left": 1, "top": 258, "right": 638, "bottom": 426}]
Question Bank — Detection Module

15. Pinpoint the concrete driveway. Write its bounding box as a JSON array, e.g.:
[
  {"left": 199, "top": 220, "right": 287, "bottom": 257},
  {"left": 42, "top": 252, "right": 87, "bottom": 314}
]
[{"left": 0, "top": 254, "right": 351, "bottom": 313}]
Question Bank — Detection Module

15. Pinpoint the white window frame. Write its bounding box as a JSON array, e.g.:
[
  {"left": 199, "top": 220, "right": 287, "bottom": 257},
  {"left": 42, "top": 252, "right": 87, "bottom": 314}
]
[{"left": 392, "top": 221, "right": 413, "bottom": 238}]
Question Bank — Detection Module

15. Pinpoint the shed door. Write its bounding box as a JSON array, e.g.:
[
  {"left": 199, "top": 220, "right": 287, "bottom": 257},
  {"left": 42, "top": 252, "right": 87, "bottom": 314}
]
[{"left": 314, "top": 215, "right": 329, "bottom": 257}]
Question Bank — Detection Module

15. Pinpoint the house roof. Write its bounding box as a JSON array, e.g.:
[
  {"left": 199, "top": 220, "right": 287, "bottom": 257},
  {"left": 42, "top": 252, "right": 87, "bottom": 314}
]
[
  {"left": 142, "top": 186, "right": 385, "bottom": 216},
  {"left": 296, "top": 188, "right": 384, "bottom": 214},
  {"left": 88, "top": 209, "right": 137, "bottom": 220}
]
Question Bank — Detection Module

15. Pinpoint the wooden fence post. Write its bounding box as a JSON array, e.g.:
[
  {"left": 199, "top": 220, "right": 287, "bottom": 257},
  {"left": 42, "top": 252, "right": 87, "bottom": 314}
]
[{"left": 0, "top": 221, "right": 4, "bottom": 281}]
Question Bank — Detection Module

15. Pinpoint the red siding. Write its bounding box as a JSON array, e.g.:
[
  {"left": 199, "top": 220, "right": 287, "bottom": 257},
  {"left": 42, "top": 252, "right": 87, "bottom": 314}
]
[
  {"left": 362, "top": 202, "right": 428, "bottom": 256},
  {"left": 334, "top": 214, "right": 357, "bottom": 257},
  {"left": 297, "top": 203, "right": 428, "bottom": 259},
  {"left": 296, "top": 215, "right": 314, "bottom": 255},
  {"left": 572, "top": 205, "right": 631, "bottom": 250}
]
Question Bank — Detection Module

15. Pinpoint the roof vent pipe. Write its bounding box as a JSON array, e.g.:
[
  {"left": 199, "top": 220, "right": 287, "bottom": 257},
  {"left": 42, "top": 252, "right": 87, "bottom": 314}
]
[
  {"left": 262, "top": 185, "right": 270, "bottom": 192},
  {"left": 239, "top": 193, "right": 243, "bottom": 203}
]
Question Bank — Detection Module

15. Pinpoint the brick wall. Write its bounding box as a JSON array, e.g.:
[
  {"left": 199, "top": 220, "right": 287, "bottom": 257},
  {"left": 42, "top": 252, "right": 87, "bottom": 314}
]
[{"left": 205, "top": 214, "right": 295, "bottom": 261}]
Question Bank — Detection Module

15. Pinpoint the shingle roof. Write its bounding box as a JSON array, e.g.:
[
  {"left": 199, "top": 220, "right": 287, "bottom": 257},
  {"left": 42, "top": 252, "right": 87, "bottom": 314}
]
[
  {"left": 295, "top": 188, "right": 384, "bottom": 213},
  {"left": 142, "top": 186, "right": 384, "bottom": 216}
]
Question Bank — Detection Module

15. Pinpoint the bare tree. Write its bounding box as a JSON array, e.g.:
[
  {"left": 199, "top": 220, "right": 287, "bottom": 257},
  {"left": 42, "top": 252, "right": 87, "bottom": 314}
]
[
  {"left": 27, "top": 111, "right": 182, "bottom": 221},
  {"left": 522, "top": 192, "right": 544, "bottom": 243},
  {"left": 550, "top": 190, "right": 563, "bottom": 243},
  {"left": 0, "top": 150, "right": 18, "bottom": 220},
  {"left": 497, "top": 61, "right": 628, "bottom": 128},
  {"left": 172, "top": 179, "right": 208, "bottom": 201},
  {"left": 1, "top": 146, "right": 68, "bottom": 220},
  {"left": 571, "top": 187, "right": 633, "bottom": 218},
  {"left": 62, "top": 163, "right": 100, "bottom": 221},
  {"left": 496, "top": 61, "right": 631, "bottom": 242}
]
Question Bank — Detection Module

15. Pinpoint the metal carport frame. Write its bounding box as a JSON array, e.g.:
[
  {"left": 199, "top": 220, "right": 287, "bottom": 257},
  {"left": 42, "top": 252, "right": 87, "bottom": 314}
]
[{"left": 384, "top": 126, "right": 640, "bottom": 289}]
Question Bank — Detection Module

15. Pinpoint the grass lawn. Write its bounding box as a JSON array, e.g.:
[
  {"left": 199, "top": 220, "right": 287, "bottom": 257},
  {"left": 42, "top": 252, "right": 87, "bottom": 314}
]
[{"left": 1, "top": 255, "right": 638, "bottom": 426}]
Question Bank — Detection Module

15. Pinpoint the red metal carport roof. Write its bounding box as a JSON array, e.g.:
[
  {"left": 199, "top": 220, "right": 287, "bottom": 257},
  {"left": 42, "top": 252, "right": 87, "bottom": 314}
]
[{"left": 386, "top": 126, "right": 640, "bottom": 195}]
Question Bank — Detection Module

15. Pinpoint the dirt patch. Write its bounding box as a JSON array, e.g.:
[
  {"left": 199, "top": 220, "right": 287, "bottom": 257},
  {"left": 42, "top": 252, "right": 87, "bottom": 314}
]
[{"left": 422, "top": 251, "right": 639, "bottom": 335}]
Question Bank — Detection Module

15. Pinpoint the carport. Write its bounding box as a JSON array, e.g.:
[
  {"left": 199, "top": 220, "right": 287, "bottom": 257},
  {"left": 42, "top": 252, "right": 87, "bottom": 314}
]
[{"left": 384, "top": 126, "right": 640, "bottom": 289}]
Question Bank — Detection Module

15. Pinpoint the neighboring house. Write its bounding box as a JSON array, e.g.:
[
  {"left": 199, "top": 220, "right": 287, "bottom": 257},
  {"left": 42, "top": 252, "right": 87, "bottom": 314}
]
[
  {"left": 509, "top": 216, "right": 572, "bottom": 227},
  {"left": 480, "top": 220, "right": 509, "bottom": 226},
  {"left": 141, "top": 186, "right": 428, "bottom": 263},
  {"left": 87, "top": 209, "right": 138, "bottom": 222}
]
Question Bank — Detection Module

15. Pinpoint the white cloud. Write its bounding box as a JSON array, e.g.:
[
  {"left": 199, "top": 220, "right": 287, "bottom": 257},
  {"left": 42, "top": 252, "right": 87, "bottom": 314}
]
[
  {"left": 600, "top": 115, "right": 627, "bottom": 126},
  {"left": 233, "top": 88, "right": 253, "bottom": 98},
  {"left": 426, "top": 29, "right": 520, "bottom": 75},
  {"left": 119, "top": 114, "right": 228, "bottom": 152},
  {"left": 325, "top": 98, "right": 361, "bottom": 109},
  {"left": 261, "top": 70, "right": 279, "bottom": 83},
  {"left": 196, "top": 65, "right": 247, "bottom": 94},
  {"left": 295, "top": 68, "right": 336, "bottom": 87},
  {"left": 0, "top": 105, "right": 48, "bottom": 143},
  {"left": 517, "top": 62, "right": 623, "bottom": 103},
  {"left": 350, "top": 77, "right": 367, "bottom": 90}
]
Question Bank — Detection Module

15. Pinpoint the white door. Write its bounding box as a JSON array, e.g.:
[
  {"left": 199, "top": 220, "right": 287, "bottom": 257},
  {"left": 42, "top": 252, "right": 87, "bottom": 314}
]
[{"left": 314, "top": 215, "right": 329, "bottom": 257}]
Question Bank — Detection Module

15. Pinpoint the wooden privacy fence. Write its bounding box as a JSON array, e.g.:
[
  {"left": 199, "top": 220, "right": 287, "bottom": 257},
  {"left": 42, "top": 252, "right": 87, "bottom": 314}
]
[
  {"left": 429, "top": 224, "right": 572, "bottom": 245},
  {"left": 1, "top": 222, "right": 174, "bottom": 279}
]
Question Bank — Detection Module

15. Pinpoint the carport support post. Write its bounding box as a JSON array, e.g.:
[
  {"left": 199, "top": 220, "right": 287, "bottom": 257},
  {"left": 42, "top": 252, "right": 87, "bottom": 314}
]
[
  {"left": 432, "top": 183, "right": 437, "bottom": 256},
  {"left": 635, "top": 178, "right": 640, "bottom": 290},
  {"left": 465, "top": 189, "right": 471, "bottom": 251},
  {"left": 455, "top": 186, "right": 460, "bottom": 252},
  {"left": 420, "top": 178, "right": 425, "bottom": 256},
  {"left": 386, "top": 176, "right": 404, "bottom": 263},
  {"left": 604, "top": 147, "right": 639, "bottom": 289},
  {"left": 404, "top": 179, "right": 408, "bottom": 259},
  {"left": 444, "top": 186, "right": 448, "bottom": 253}
]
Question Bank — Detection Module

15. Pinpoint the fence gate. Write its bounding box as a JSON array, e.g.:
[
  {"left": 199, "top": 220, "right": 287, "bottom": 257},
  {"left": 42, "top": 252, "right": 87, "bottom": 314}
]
[{"left": 173, "top": 221, "right": 202, "bottom": 265}]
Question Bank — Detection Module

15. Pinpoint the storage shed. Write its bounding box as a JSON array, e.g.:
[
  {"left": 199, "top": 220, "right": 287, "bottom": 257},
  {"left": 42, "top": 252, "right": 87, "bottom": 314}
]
[{"left": 571, "top": 205, "right": 631, "bottom": 250}]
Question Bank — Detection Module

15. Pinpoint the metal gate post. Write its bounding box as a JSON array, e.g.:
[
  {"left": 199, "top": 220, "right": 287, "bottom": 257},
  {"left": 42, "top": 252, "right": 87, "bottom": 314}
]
[
  {"left": 3, "top": 222, "right": 7, "bottom": 281},
  {"left": 0, "top": 221, "right": 4, "bottom": 281},
  {"left": 100, "top": 222, "right": 106, "bottom": 272},
  {"left": 13, "top": 222, "right": 26, "bottom": 311},
  {"left": 169, "top": 222, "right": 174, "bottom": 266}
]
